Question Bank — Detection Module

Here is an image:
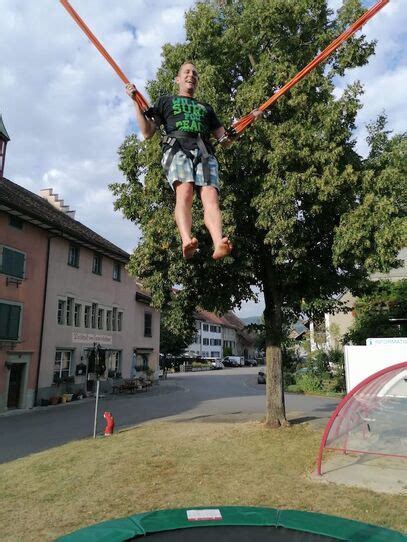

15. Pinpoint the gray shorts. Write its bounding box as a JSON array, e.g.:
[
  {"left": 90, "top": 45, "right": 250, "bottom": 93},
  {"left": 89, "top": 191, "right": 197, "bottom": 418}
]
[{"left": 162, "top": 149, "right": 220, "bottom": 192}]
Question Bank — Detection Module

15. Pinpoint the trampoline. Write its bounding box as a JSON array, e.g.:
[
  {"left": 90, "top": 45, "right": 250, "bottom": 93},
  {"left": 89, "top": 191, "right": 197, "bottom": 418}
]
[
  {"left": 55, "top": 506, "right": 405, "bottom": 541},
  {"left": 317, "top": 362, "right": 407, "bottom": 475}
]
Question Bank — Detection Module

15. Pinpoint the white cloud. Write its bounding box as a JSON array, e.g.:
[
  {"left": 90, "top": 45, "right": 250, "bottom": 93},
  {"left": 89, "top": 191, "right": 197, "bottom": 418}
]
[
  {"left": 1, "top": 0, "right": 405, "bottom": 317},
  {"left": 0, "top": 0, "right": 193, "bottom": 253}
]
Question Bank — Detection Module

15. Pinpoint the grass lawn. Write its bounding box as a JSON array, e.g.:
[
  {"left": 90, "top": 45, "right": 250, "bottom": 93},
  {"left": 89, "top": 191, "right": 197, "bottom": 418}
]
[{"left": 0, "top": 421, "right": 405, "bottom": 541}]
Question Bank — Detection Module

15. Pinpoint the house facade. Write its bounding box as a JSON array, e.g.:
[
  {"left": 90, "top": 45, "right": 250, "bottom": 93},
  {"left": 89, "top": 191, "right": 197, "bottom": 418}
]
[
  {"left": 0, "top": 174, "right": 160, "bottom": 412},
  {"left": 187, "top": 310, "right": 224, "bottom": 359},
  {"left": 37, "top": 227, "right": 160, "bottom": 402},
  {"left": 185, "top": 309, "right": 255, "bottom": 360},
  {"left": 0, "top": 209, "right": 49, "bottom": 411},
  {"left": 324, "top": 248, "right": 407, "bottom": 349}
]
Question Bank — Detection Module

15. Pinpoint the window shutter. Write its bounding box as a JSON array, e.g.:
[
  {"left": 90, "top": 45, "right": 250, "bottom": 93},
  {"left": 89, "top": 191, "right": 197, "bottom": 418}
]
[
  {"left": 8, "top": 305, "right": 21, "bottom": 339},
  {"left": 0, "top": 304, "right": 8, "bottom": 338},
  {"left": 2, "top": 247, "right": 25, "bottom": 278},
  {"left": 0, "top": 303, "right": 21, "bottom": 340}
]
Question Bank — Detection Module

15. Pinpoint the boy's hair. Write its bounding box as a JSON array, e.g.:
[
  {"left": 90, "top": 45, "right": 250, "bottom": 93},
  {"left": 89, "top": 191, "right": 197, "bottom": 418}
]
[{"left": 177, "top": 62, "right": 198, "bottom": 77}]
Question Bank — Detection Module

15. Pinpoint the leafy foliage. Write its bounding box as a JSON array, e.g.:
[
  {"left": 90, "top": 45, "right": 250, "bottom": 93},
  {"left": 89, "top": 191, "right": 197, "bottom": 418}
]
[
  {"left": 111, "top": 0, "right": 405, "bottom": 425},
  {"left": 344, "top": 280, "right": 407, "bottom": 345}
]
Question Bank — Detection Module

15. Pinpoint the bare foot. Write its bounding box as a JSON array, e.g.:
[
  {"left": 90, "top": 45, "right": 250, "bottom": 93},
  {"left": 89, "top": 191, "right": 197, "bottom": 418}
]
[
  {"left": 212, "top": 237, "right": 233, "bottom": 260},
  {"left": 182, "top": 238, "right": 199, "bottom": 259}
]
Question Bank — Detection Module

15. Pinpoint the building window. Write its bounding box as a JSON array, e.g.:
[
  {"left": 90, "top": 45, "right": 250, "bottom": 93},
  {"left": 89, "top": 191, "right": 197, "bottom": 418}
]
[
  {"left": 144, "top": 312, "right": 152, "bottom": 337},
  {"left": 106, "top": 310, "right": 112, "bottom": 331},
  {"left": 0, "top": 302, "right": 21, "bottom": 340},
  {"left": 66, "top": 297, "right": 74, "bottom": 326},
  {"left": 111, "top": 307, "right": 118, "bottom": 331},
  {"left": 203, "top": 338, "right": 209, "bottom": 345},
  {"left": 57, "top": 299, "right": 66, "bottom": 325},
  {"left": 210, "top": 325, "right": 220, "bottom": 333},
  {"left": 53, "top": 350, "right": 72, "bottom": 383},
  {"left": 9, "top": 216, "right": 23, "bottom": 229},
  {"left": 74, "top": 303, "right": 81, "bottom": 327},
  {"left": 84, "top": 305, "right": 91, "bottom": 328},
  {"left": 0, "top": 246, "right": 25, "bottom": 279},
  {"left": 92, "top": 254, "right": 102, "bottom": 275},
  {"left": 91, "top": 303, "right": 97, "bottom": 329},
  {"left": 202, "top": 324, "right": 208, "bottom": 331},
  {"left": 67, "top": 245, "right": 80, "bottom": 268},
  {"left": 118, "top": 311, "right": 123, "bottom": 332},
  {"left": 97, "top": 308, "right": 104, "bottom": 330},
  {"left": 112, "top": 262, "right": 121, "bottom": 281},
  {"left": 211, "top": 351, "right": 220, "bottom": 358}
]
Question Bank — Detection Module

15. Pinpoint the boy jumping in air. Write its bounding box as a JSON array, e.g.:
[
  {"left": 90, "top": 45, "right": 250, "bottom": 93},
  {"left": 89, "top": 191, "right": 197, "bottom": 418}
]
[{"left": 126, "top": 62, "right": 261, "bottom": 260}]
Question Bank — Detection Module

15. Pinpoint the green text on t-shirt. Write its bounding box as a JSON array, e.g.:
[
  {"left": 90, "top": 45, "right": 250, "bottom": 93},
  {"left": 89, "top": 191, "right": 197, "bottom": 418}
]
[{"left": 172, "top": 97, "right": 207, "bottom": 133}]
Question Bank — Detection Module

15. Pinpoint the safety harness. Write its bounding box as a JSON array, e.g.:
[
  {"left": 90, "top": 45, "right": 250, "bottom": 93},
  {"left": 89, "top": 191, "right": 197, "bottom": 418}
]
[
  {"left": 161, "top": 131, "right": 212, "bottom": 183},
  {"left": 144, "top": 107, "right": 213, "bottom": 183}
]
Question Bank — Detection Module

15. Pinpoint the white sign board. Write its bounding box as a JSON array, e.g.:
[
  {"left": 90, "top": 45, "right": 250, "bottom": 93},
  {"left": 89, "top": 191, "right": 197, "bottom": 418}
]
[
  {"left": 72, "top": 332, "right": 112, "bottom": 345},
  {"left": 366, "top": 337, "right": 407, "bottom": 346},
  {"left": 187, "top": 509, "right": 222, "bottom": 521},
  {"left": 344, "top": 345, "right": 407, "bottom": 392}
]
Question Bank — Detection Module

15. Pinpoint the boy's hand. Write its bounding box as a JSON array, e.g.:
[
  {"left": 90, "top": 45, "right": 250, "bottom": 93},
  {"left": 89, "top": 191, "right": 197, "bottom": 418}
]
[
  {"left": 125, "top": 83, "right": 138, "bottom": 99},
  {"left": 251, "top": 109, "right": 263, "bottom": 121}
]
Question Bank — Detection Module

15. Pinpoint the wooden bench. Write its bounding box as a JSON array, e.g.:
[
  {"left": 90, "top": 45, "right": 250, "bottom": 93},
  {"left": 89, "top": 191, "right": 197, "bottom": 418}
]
[{"left": 112, "top": 378, "right": 151, "bottom": 394}]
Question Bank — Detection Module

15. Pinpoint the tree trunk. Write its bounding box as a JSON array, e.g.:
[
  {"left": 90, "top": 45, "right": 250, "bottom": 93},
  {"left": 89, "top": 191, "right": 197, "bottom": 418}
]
[{"left": 263, "top": 283, "right": 288, "bottom": 427}]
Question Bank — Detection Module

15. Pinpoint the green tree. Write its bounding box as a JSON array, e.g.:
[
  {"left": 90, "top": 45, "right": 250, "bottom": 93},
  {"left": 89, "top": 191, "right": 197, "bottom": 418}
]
[
  {"left": 111, "top": 0, "right": 405, "bottom": 426},
  {"left": 344, "top": 280, "right": 407, "bottom": 345},
  {"left": 160, "top": 292, "right": 196, "bottom": 357}
]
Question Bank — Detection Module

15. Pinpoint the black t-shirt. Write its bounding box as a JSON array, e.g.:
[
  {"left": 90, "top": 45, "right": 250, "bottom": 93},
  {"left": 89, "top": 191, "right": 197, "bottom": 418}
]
[{"left": 152, "top": 95, "right": 223, "bottom": 151}]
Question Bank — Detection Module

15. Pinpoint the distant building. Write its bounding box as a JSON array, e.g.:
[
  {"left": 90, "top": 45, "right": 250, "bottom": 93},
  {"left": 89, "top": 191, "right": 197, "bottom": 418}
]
[
  {"left": 0, "top": 120, "right": 159, "bottom": 412},
  {"left": 186, "top": 309, "right": 256, "bottom": 360},
  {"left": 324, "top": 249, "right": 407, "bottom": 349}
]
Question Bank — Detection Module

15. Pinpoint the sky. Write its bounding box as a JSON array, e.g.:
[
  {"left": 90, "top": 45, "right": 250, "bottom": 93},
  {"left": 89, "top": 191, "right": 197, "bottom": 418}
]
[{"left": 1, "top": 0, "right": 406, "bottom": 318}]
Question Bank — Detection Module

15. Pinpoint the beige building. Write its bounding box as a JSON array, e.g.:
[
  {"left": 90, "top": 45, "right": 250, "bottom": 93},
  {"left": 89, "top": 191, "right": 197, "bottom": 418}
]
[
  {"left": 36, "top": 188, "right": 160, "bottom": 402},
  {"left": 325, "top": 248, "right": 407, "bottom": 349}
]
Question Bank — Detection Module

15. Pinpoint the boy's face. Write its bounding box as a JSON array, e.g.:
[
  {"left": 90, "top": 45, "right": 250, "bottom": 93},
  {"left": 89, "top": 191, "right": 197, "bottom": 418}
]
[{"left": 176, "top": 63, "right": 199, "bottom": 96}]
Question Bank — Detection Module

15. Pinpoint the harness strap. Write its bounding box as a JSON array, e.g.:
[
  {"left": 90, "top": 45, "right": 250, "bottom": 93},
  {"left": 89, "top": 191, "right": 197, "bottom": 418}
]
[{"left": 161, "top": 131, "right": 212, "bottom": 184}]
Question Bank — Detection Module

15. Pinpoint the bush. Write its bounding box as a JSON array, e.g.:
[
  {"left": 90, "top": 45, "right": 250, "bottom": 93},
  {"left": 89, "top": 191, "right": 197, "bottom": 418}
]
[
  {"left": 295, "top": 373, "right": 324, "bottom": 393},
  {"left": 283, "top": 348, "right": 304, "bottom": 387},
  {"left": 293, "top": 348, "right": 346, "bottom": 394}
]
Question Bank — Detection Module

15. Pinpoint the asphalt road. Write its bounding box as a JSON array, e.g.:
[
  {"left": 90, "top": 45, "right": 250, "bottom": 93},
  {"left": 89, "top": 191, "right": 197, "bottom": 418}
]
[{"left": 0, "top": 367, "right": 340, "bottom": 464}]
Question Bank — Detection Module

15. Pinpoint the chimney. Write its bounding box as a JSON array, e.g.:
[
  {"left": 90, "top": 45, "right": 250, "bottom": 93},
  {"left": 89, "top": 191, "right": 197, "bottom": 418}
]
[
  {"left": 40, "top": 188, "right": 76, "bottom": 219},
  {"left": 0, "top": 114, "right": 10, "bottom": 178}
]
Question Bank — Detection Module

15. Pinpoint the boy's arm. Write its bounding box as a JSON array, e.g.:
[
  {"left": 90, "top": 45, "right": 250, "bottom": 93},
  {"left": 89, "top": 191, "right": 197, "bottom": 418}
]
[
  {"left": 126, "top": 83, "right": 156, "bottom": 140},
  {"left": 213, "top": 126, "right": 233, "bottom": 148},
  {"left": 213, "top": 109, "right": 263, "bottom": 147}
]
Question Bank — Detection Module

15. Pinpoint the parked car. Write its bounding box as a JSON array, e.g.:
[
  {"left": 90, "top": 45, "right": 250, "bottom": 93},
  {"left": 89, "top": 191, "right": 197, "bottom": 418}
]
[
  {"left": 245, "top": 358, "right": 257, "bottom": 367},
  {"left": 257, "top": 368, "right": 266, "bottom": 384},
  {"left": 211, "top": 360, "right": 224, "bottom": 370},
  {"left": 223, "top": 356, "right": 244, "bottom": 367}
]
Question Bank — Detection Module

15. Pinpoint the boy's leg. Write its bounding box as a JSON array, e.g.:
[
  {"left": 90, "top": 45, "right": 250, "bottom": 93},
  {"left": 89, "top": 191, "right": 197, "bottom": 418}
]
[
  {"left": 200, "top": 186, "right": 232, "bottom": 260},
  {"left": 174, "top": 181, "right": 198, "bottom": 259}
]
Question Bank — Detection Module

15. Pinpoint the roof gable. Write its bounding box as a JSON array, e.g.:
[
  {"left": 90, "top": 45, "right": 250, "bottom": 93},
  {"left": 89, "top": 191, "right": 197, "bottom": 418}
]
[{"left": 0, "top": 177, "right": 129, "bottom": 262}]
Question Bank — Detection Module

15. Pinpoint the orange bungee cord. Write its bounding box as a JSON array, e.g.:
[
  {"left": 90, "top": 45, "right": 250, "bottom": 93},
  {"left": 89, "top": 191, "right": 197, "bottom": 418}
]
[
  {"left": 60, "top": 0, "right": 149, "bottom": 111},
  {"left": 60, "top": 0, "right": 389, "bottom": 142},
  {"left": 224, "top": 0, "right": 390, "bottom": 141}
]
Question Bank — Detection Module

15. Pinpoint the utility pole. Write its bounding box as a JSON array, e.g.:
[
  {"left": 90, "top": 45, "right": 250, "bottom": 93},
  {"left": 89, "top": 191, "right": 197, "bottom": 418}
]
[{"left": 93, "top": 343, "right": 101, "bottom": 438}]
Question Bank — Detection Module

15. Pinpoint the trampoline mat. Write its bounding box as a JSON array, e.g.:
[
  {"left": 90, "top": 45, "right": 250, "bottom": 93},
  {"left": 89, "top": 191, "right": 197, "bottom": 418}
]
[
  {"left": 56, "top": 506, "right": 405, "bottom": 541},
  {"left": 129, "top": 526, "right": 340, "bottom": 541}
]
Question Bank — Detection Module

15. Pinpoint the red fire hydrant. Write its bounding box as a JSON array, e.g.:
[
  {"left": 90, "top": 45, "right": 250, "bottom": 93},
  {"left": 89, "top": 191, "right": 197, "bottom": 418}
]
[{"left": 103, "top": 411, "right": 115, "bottom": 436}]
